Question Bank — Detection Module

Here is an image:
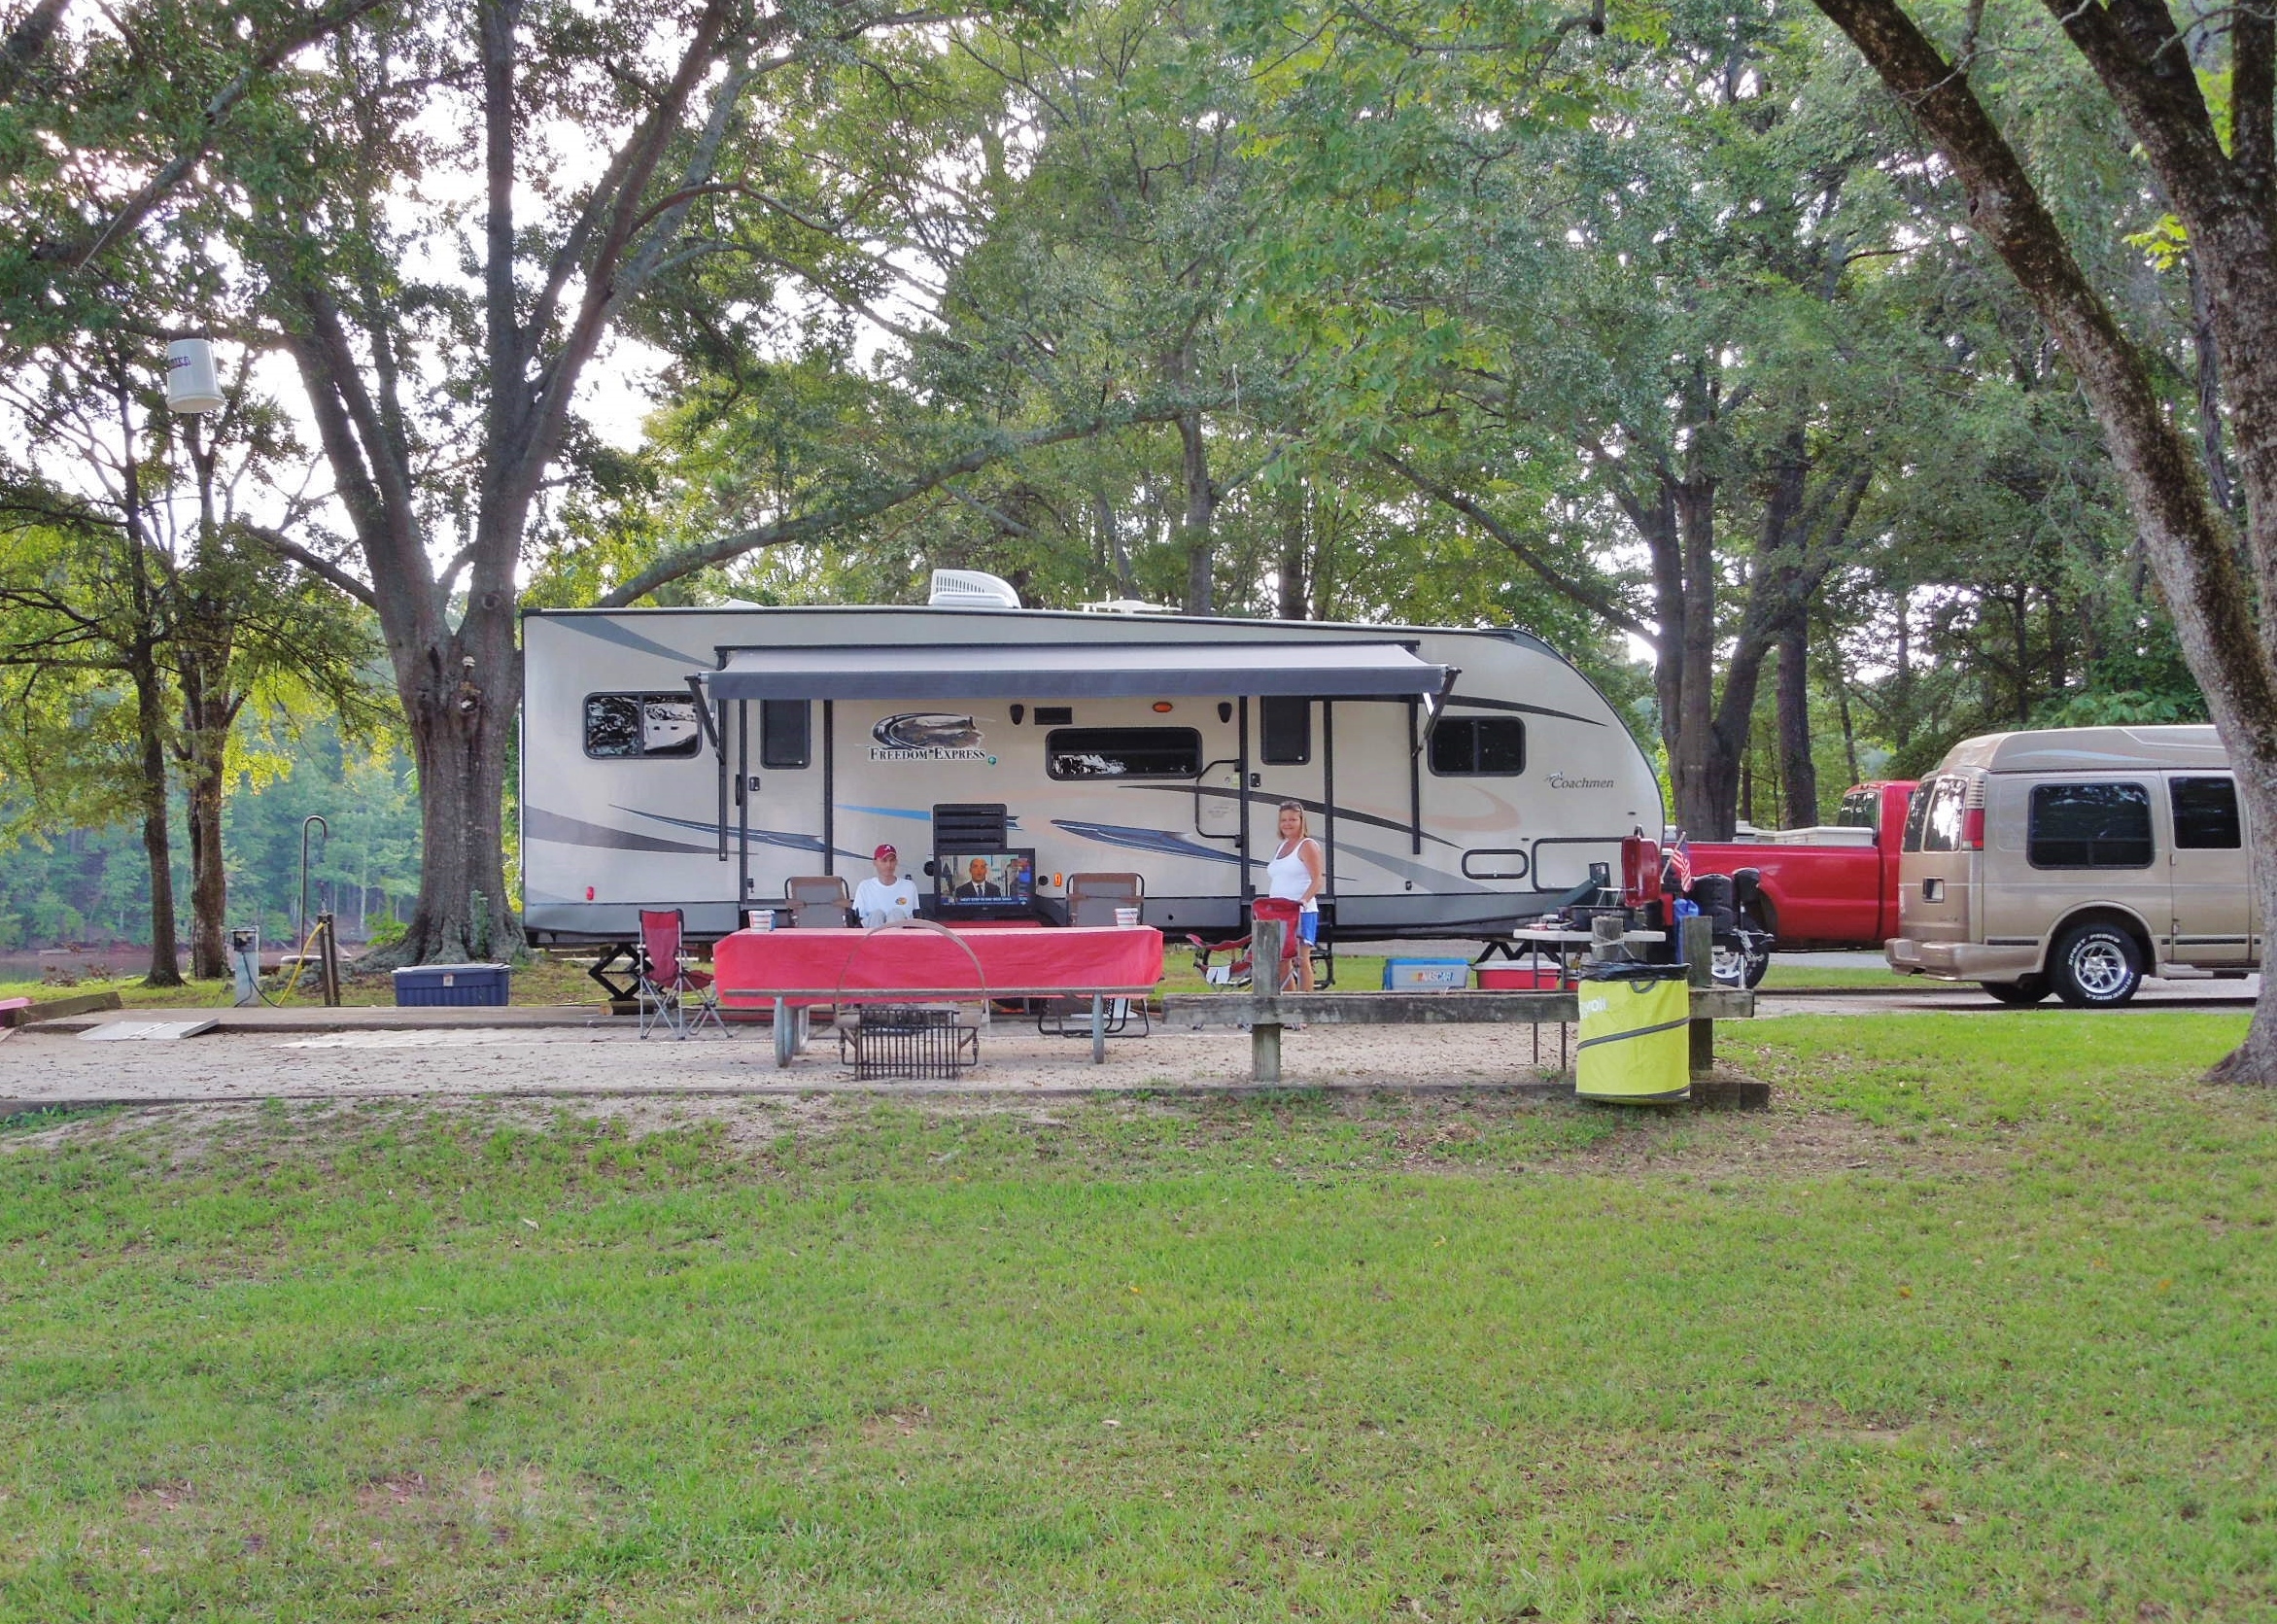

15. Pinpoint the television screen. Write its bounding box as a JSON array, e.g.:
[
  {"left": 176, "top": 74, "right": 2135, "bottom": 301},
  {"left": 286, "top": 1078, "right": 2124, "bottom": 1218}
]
[{"left": 936, "top": 849, "right": 1036, "bottom": 908}]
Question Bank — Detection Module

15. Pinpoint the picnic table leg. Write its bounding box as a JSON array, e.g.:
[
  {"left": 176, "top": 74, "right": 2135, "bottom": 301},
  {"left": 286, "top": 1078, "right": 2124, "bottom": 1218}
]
[
  {"left": 1090, "top": 993, "right": 1105, "bottom": 1064},
  {"left": 774, "top": 996, "right": 793, "bottom": 1069}
]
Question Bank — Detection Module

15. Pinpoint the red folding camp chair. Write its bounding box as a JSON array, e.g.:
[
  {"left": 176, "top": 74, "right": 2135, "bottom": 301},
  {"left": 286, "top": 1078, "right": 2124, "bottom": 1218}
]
[
  {"left": 636, "top": 909, "right": 726, "bottom": 1039},
  {"left": 1188, "top": 897, "right": 1309, "bottom": 992}
]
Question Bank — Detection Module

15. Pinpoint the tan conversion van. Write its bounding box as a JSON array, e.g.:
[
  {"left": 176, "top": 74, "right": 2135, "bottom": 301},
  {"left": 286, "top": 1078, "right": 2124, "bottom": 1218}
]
[{"left": 1885, "top": 725, "right": 2253, "bottom": 1006}]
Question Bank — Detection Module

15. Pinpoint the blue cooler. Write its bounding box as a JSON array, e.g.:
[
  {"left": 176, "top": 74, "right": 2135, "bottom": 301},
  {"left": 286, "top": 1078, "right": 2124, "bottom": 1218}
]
[
  {"left": 1383, "top": 957, "right": 1471, "bottom": 990},
  {"left": 392, "top": 962, "right": 511, "bottom": 1007}
]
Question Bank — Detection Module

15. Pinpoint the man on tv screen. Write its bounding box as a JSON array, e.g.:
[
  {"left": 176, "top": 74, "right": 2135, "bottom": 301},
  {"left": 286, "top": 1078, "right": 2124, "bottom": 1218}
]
[{"left": 953, "top": 855, "right": 1001, "bottom": 901}]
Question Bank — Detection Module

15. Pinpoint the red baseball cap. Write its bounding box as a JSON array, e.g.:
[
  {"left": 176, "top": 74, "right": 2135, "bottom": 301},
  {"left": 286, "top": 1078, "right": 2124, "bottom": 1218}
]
[{"left": 874, "top": 844, "right": 897, "bottom": 861}]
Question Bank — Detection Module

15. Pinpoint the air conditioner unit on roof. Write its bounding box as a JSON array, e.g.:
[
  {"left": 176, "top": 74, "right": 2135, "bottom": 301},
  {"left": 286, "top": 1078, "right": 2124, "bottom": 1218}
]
[{"left": 929, "top": 568, "right": 1023, "bottom": 608}]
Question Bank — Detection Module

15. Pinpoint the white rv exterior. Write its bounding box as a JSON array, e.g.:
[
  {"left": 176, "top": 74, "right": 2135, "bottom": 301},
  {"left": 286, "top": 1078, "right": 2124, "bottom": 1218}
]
[{"left": 520, "top": 603, "right": 1663, "bottom": 945}]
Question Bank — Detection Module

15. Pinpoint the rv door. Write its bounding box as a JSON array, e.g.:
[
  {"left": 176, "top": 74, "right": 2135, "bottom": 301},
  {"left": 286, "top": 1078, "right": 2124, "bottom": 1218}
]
[{"left": 1196, "top": 760, "right": 1241, "bottom": 838}]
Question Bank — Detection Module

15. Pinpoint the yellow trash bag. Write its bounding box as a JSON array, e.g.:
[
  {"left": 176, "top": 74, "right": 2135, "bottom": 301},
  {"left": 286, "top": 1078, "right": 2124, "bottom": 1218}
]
[{"left": 1574, "top": 963, "right": 1691, "bottom": 1103}]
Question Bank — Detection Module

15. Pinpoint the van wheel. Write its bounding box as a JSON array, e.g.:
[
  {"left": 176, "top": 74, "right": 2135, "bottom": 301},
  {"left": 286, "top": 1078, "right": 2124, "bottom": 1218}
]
[
  {"left": 1982, "top": 975, "right": 2050, "bottom": 1007},
  {"left": 2051, "top": 925, "right": 2143, "bottom": 1008}
]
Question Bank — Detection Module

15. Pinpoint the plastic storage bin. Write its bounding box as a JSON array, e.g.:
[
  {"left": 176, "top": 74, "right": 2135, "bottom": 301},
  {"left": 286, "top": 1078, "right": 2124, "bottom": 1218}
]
[
  {"left": 1383, "top": 957, "right": 1470, "bottom": 990},
  {"left": 392, "top": 962, "right": 511, "bottom": 1007},
  {"left": 1574, "top": 961, "right": 1690, "bottom": 1102},
  {"left": 1478, "top": 964, "right": 1561, "bottom": 989}
]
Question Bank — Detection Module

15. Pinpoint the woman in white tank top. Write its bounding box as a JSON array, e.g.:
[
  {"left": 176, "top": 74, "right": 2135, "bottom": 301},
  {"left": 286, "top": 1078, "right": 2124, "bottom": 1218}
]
[{"left": 1264, "top": 800, "right": 1325, "bottom": 991}]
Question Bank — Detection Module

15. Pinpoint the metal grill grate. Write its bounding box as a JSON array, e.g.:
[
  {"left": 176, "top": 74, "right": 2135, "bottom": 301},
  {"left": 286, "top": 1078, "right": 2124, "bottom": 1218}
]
[{"left": 838, "top": 1005, "right": 980, "bottom": 1080}]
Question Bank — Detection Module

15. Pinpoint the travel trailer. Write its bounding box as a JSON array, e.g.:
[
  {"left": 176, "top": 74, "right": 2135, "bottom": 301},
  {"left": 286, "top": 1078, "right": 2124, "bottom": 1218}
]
[
  {"left": 520, "top": 575, "right": 1665, "bottom": 949},
  {"left": 1886, "top": 724, "right": 2255, "bottom": 1006}
]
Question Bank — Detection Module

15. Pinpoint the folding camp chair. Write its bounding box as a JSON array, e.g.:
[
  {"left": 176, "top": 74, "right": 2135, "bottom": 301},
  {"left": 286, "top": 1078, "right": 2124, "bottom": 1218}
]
[
  {"left": 636, "top": 909, "right": 727, "bottom": 1038},
  {"left": 1038, "top": 873, "right": 1152, "bottom": 1039},
  {"left": 1065, "top": 871, "right": 1144, "bottom": 926},
  {"left": 1187, "top": 896, "right": 1334, "bottom": 991},
  {"left": 785, "top": 876, "right": 853, "bottom": 928}
]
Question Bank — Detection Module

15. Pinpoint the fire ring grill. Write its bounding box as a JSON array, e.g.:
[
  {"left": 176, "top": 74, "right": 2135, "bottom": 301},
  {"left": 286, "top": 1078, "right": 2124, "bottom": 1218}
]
[
  {"left": 837, "top": 1005, "right": 980, "bottom": 1080},
  {"left": 833, "top": 921, "right": 988, "bottom": 1080}
]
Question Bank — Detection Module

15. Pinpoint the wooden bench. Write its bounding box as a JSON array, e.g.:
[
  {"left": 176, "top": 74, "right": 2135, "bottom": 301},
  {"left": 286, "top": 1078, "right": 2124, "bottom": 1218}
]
[{"left": 1161, "top": 916, "right": 1762, "bottom": 1102}]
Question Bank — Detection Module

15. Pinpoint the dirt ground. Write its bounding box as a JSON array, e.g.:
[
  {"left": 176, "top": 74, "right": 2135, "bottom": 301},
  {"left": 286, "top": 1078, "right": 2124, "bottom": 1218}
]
[{"left": 0, "top": 1018, "right": 1592, "bottom": 1108}]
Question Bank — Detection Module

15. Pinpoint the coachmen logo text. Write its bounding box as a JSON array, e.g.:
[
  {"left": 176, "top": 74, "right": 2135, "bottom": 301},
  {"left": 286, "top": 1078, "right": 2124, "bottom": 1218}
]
[
  {"left": 1545, "top": 772, "right": 1615, "bottom": 789},
  {"left": 871, "top": 713, "right": 994, "bottom": 763}
]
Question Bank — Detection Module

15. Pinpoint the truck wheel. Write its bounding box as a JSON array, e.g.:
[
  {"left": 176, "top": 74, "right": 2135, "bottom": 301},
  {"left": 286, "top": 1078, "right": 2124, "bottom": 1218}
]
[
  {"left": 2051, "top": 925, "right": 2142, "bottom": 1008},
  {"left": 1981, "top": 975, "right": 2050, "bottom": 1007},
  {"left": 1740, "top": 919, "right": 1771, "bottom": 988}
]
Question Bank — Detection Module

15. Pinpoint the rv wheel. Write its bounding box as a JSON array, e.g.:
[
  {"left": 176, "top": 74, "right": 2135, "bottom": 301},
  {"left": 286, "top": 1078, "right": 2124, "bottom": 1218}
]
[
  {"left": 1981, "top": 975, "right": 2050, "bottom": 1006},
  {"left": 2051, "top": 924, "right": 2142, "bottom": 1008}
]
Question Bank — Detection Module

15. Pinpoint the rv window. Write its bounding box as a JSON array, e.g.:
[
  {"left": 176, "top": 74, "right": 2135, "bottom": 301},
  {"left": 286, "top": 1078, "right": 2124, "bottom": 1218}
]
[
  {"left": 1045, "top": 727, "right": 1202, "bottom": 779},
  {"left": 2170, "top": 777, "right": 2241, "bottom": 849},
  {"left": 1429, "top": 716, "right": 1526, "bottom": 776},
  {"left": 2028, "top": 781, "right": 2154, "bottom": 869},
  {"left": 1259, "top": 697, "right": 1311, "bottom": 765},
  {"left": 760, "top": 699, "right": 811, "bottom": 770},
  {"left": 1917, "top": 777, "right": 1967, "bottom": 852},
  {"left": 1900, "top": 783, "right": 1929, "bottom": 851},
  {"left": 1836, "top": 788, "right": 1879, "bottom": 830},
  {"left": 583, "top": 694, "right": 703, "bottom": 760}
]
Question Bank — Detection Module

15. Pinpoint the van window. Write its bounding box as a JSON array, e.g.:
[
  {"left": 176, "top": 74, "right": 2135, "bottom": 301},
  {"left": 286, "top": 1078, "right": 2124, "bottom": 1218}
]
[
  {"left": 760, "top": 699, "right": 810, "bottom": 769},
  {"left": 1259, "top": 696, "right": 1311, "bottom": 765},
  {"left": 2028, "top": 782, "right": 2154, "bottom": 869},
  {"left": 1046, "top": 727, "right": 1202, "bottom": 779},
  {"left": 584, "top": 694, "right": 703, "bottom": 759},
  {"left": 1916, "top": 777, "right": 1967, "bottom": 852},
  {"left": 1836, "top": 788, "right": 1880, "bottom": 830},
  {"left": 1429, "top": 716, "right": 1526, "bottom": 776},
  {"left": 2170, "top": 777, "right": 2241, "bottom": 849},
  {"left": 1901, "top": 782, "right": 1931, "bottom": 851}
]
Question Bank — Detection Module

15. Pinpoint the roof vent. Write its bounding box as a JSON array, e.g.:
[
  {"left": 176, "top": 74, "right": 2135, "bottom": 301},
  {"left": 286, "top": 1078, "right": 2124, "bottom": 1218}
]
[{"left": 928, "top": 568, "right": 1023, "bottom": 609}]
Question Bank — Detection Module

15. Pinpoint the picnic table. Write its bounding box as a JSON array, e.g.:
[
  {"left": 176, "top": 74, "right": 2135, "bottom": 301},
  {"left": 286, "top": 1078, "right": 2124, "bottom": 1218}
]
[{"left": 716, "top": 920, "right": 1165, "bottom": 1066}]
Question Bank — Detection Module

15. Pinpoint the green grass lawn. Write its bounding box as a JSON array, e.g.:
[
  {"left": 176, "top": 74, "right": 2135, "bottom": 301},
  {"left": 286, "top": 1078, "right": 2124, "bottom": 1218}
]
[{"left": 5, "top": 1018, "right": 2273, "bottom": 1617}]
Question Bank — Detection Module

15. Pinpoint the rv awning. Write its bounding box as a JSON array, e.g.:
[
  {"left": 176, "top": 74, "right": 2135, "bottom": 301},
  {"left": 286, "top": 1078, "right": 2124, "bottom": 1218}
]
[{"left": 694, "top": 641, "right": 1452, "bottom": 702}]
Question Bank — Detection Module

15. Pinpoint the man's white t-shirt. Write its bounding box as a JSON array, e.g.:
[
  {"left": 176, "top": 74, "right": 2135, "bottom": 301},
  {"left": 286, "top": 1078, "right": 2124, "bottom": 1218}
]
[{"left": 851, "top": 875, "right": 919, "bottom": 926}]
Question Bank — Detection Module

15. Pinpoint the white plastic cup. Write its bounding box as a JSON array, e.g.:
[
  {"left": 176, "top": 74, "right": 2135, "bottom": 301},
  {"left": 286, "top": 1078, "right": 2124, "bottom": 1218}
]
[{"left": 1114, "top": 906, "right": 1141, "bottom": 928}]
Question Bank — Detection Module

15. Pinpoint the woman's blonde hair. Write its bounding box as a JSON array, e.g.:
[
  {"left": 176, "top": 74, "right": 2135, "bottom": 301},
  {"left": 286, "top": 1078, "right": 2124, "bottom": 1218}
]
[{"left": 1276, "top": 799, "right": 1310, "bottom": 839}]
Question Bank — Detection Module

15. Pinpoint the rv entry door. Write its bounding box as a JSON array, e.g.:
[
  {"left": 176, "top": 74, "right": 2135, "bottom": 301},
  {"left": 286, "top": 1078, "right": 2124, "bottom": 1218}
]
[{"left": 1196, "top": 759, "right": 1242, "bottom": 839}]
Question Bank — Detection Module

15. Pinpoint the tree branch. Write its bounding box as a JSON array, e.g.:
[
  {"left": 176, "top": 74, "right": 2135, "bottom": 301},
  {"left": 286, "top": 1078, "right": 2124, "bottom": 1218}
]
[
  {"left": 597, "top": 397, "right": 1221, "bottom": 606},
  {"left": 1376, "top": 451, "right": 1651, "bottom": 639}
]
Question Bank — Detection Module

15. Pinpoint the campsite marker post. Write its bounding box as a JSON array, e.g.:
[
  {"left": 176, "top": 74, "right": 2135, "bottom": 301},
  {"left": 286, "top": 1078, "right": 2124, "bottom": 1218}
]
[
  {"left": 1682, "top": 915, "right": 1714, "bottom": 1077},
  {"left": 1251, "top": 917, "right": 1285, "bottom": 1084}
]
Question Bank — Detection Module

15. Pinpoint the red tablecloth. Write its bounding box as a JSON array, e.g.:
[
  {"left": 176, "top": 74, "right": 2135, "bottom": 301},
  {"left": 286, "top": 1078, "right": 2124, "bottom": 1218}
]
[{"left": 715, "top": 924, "right": 1164, "bottom": 1008}]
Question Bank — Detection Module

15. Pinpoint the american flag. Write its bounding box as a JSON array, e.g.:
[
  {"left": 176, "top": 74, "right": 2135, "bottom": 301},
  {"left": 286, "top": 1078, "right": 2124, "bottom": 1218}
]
[{"left": 1668, "top": 833, "right": 1693, "bottom": 893}]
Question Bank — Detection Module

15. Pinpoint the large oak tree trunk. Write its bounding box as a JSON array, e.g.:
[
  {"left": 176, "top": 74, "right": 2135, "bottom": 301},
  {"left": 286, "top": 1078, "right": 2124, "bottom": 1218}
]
[
  {"left": 1178, "top": 408, "right": 1215, "bottom": 614},
  {"left": 386, "top": 602, "right": 523, "bottom": 966},
  {"left": 1777, "top": 613, "right": 1818, "bottom": 825}
]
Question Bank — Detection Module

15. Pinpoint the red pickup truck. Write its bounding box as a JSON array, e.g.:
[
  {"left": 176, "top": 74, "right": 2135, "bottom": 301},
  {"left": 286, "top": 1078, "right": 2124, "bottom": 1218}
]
[{"left": 1686, "top": 779, "right": 1918, "bottom": 956}]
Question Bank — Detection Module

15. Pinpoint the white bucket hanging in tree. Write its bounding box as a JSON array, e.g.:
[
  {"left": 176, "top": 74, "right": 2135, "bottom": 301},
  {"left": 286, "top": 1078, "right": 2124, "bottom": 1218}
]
[{"left": 165, "top": 338, "right": 224, "bottom": 414}]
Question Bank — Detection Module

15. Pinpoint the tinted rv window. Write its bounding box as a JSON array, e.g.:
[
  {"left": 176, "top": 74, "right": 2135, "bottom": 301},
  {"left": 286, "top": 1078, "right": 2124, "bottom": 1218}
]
[
  {"left": 1917, "top": 777, "right": 1967, "bottom": 852},
  {"left": 1429, "top": 717, "right": 1526, "bottom": 776},
  {"left": 2170, "top": 777, "right": 2241, "bottom": 849},
  {"left": 2028, "top": 782, "right": 2154, "bottom": 869},
  {"left": 584, "top": 694, "right": 703, "bottom": 759},
  {"left": 1836, "top": 788, "right": 1879, "bottom": 830},
  {"left": 760, "top": 699, "right": 811, "bottom": 769},
  {"left": 1045, "top": 727, "right": 1202, "bottom": 779},
  {"left": 1259, "top": 696, "right": 1311, "bottom": 765}
]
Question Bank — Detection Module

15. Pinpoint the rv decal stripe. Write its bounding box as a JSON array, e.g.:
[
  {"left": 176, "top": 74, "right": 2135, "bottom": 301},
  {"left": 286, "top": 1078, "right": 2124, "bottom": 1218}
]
[
  {"left": 525, "top": 806, "right": 718, "bottom": 856},
  {"left": 1439, "top": 693, "right": 1605, "bottom": 727},
  {"left": 1118, "top": 783, "right": 1459, "bottom": 847},
  {"left": 620, "top": 806, "right": 867, "bottom": 860},
  {"left": 1051, "top": 819, "right": 1258, "bottom": 867}
]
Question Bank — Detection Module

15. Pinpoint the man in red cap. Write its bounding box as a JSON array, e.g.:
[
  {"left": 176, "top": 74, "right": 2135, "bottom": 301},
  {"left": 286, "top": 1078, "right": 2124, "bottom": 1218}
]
[{"left": 852, "top": 842, "right": 918, "bottom": 927}]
